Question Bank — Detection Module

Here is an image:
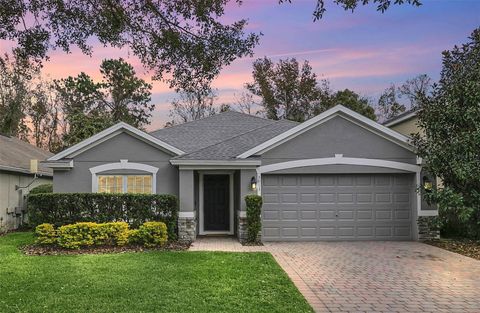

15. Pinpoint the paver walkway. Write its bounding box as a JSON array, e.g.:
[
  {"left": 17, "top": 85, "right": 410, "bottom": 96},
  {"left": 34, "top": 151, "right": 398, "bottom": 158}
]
[{"left": 190, "top": 237, "right": 480, "bottom": 313}]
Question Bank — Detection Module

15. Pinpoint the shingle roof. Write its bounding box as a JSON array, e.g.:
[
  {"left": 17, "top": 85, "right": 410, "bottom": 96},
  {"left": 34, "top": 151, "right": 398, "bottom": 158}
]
[
  {"left": 150, "top": 111, "right": 278, "bottom": 153},
  {"left": 0, "top": 134, "right": 53, "bottom": 176},
  {"left": 173, "top": 119, "right": 299, "bottom": 160}
]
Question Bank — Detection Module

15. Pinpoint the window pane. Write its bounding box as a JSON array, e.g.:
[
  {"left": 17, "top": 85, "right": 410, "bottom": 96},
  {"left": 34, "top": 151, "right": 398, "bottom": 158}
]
[
  {"left": 127, "top": 176, "right": 135, "bottom": 193},
  {"left": 126, "top": 175, "right": 152, "bottom": 194},
  {"left": 98, "top": 175, "right": 123, "bottom": 193}
]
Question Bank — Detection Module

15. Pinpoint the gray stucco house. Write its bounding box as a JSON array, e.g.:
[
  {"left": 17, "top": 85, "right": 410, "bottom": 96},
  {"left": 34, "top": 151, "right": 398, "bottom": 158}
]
[{"left": 43, "top": 105, "right": 438, "bottom": 242}]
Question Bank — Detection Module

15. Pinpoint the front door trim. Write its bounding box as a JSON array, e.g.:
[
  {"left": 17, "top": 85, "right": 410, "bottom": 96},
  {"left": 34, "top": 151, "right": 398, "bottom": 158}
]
[{"left": 199, "top": 171, "right": 234, "bottom": 235}]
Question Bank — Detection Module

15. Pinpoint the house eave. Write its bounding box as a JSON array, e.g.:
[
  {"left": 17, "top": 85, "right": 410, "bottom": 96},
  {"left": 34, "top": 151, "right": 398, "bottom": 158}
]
[
  {"left": 170, "top": 159, "right": 261, "bottom": 169},
  {"left": 383, "top": 111, "right": 418, "bottom": 127},
  {"left": 41, "top": 160, "right": 74, "bottom": 170},
  {"left": 0, "top": 165, "right": 53, "bottom": 177}
]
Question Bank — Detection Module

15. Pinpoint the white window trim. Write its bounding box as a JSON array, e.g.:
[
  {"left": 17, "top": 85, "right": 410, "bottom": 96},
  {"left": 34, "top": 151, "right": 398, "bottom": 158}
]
[
  {"left": 198, "top": 171, "right": 234, "bottom": 235},
  {"left": 90, "top": 160, "right": 158, "bottom": 193},
  {"left": 256, "top": 156, "right": 437, "bottom": 217}
]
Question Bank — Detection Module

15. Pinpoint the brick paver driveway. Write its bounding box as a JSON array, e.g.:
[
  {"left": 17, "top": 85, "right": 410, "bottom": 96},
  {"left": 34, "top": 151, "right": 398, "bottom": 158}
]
[{"left": 267, "top": 241, "right": 480, "bottom": 313}]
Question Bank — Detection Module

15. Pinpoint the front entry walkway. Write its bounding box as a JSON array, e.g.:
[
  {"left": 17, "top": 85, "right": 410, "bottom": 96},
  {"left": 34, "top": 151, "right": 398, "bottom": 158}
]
[
  {"left": 190, "top": 238, "right": 480, "bottom": 313},
  {"left": 189, "top": 236, "right": 267, "bottom": 252}
]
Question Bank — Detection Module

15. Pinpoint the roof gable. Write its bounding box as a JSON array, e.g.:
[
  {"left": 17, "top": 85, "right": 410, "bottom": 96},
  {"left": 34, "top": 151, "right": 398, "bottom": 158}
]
[
  {"left": 237, "top": 105, "right": 414, "bottom": 159},
  {"left": 48, "top": 122, "right": 184, "bottom": 161}
]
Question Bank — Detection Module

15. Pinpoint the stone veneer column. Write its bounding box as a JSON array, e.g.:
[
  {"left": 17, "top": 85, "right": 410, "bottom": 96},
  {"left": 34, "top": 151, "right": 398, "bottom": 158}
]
[
  {"left": 237, "top": 211, "right": 248, "bottom": 243},
  {"left": 417, "top": 216, "right": 440, "bottom": 240},
  {"left": 178, "top": 170, "right": 196, "bottom": 242},
  {"left": 178, "top": 212, "right": 196, "bottom": 242}
]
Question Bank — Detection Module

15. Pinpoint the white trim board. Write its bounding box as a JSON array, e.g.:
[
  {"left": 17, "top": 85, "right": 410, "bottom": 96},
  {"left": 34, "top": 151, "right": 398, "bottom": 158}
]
[
  {"left": 257, "top": 156, "right": 421, "bottom": 174},
  {"left": 237, "top": 105, "right": 414, "bottom": 158},
  {"left": 90, "top": 160, "right": 159, "bottom": 193},
  {"left": 198, "top": 171, "right": 234, "bottom": 235},
  {"left": 171, "top": 159, "right": 261, "bottom": 166},
  {"left": 48, "top": 122, "right": 184, "bottom": 161}
]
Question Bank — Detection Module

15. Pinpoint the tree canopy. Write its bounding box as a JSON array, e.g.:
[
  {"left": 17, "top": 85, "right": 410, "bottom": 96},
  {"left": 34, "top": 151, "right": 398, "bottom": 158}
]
[
  {"left": 55, "top": 58, "right": 154, "bottom": 148},
  {"left": 246, "top": 57, "right": 376, "bottom": 122},
  {"left": 279, "top": 0, "right": 422, "bottom": 20},
  {"left": 0, "top": 0, "right": 259, "bottom": 93},
  {"left": 412, "top": 28, "right": 480, "bottom": 238}
]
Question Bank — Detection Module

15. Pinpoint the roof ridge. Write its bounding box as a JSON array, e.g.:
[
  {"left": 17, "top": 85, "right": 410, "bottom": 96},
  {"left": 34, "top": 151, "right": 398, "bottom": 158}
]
[
  {"left": 149, "top": 110, "right": 271, "bottom": 134},
  {"left": 172, "top": 119, "right": 292, "bottom": 159}
]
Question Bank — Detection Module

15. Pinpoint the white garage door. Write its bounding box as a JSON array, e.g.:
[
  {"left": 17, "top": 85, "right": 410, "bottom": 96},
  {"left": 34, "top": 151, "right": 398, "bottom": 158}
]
[{"left": 261, "top": 173, "right": 414, "bottom": 241}]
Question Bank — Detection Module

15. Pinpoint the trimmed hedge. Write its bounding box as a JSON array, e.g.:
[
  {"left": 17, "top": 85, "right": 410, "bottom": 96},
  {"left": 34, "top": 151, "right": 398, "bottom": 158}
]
[
  {"left": 29, "top": 184, "right": 53, "bottom": 194},
  {"left": 35, "top": 222, "right": 167, "bottom": 249},
  {"left": 28, "top": 193, "right": 178, "bottom": 240},
  {"left": 245, "top": 195, "right": 263, "bottom": 243}
]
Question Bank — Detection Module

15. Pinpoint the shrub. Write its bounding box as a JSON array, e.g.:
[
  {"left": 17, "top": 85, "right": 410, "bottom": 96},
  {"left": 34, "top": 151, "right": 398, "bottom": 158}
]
[
  {"left": 27, "top": 193, "right": 179, "bottom": 240},
  {"left": 56, "top": 222, "right": 131, "bottom": 249},
  {"left": 98, "top": 222, "right": 130, "bottom": 246},
  {"left": 57, "top": 222, "right": 100, "bottom": 249},
  {"left": 130, "top": 222, "right": 168, "bottom": 248},
  {"left": 29, "top": 184, "right": 53, "bottom": 195},
  {"left": 35, "top": 223, "right": 57, "bottom": 245},
  {"left": 245, "top": 195, "right": 262, "bottom": 243}
]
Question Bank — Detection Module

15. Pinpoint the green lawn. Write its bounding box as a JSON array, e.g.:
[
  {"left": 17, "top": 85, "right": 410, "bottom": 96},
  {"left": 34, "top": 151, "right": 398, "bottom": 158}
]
[{"left": 0, "top": 233, "right": 312, "bottom": 313}]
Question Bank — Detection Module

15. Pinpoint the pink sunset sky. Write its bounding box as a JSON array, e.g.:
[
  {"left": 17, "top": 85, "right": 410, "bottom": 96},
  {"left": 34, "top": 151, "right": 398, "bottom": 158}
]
[{"left": 1, "top": 0, "right": 479, "bottom": 130}]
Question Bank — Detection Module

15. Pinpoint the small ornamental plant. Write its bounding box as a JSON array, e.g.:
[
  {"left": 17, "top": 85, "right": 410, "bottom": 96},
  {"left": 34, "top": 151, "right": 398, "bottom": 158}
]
[
  {"left": 129, "top": 222, "right": 168, "bottom": 248},
  {"left": 245, "top": 195, "right": 263, "bottom": 244},
  {"left": 35, "top": 223, "right": 57, "bottom": 245}
]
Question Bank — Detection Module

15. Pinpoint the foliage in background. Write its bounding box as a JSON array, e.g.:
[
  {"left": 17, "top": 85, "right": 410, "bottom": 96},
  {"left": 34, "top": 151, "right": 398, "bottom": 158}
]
[
  {"left": 0, "top": 0, "right": 259, "bottom": 93},
  {"left": 55, "top": 58, "right": 154, "bottom": 149},
  {"left": 376, "top": 84, "right": 407, "bottom": 120},
  {"left": 279, "top": 0, "right": 421, "bottom": 20},
  {"left": 412, "top": 28, "right": 480, "bottom": 239},
  {"left": 29, "top": 183, "right": 53, "bottom": 195},
  {"left": 166, "top": 90, "right": 220, "bottom": 126},
  {"left": 0, "top": 53, "right": 32, "bottom": 137},
  {"left": 0, "top": 52, "right": 63, "bottom": 151},
  {"left": 28, "top": 193, "right": 178, "bottom": 240},
  {"left": 245, "top": 57, "right": 376, "bottom": 122},
  {"left": 377, "top": 74, "right": 433, "bottom": 121},
  {"left": 245, "top": 195, "right": 263, "bottom": 243}
]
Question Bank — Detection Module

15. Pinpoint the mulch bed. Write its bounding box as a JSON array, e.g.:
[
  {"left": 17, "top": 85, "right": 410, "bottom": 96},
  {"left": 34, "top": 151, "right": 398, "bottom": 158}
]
[
  {"left": 424, "top": 238, "right": 480, "bottom": 260},
  {"left": 241, "top": 241, "right": 264, "bottom": 247},
  {"left": 21, "top": 241, "right": 191, "bottom": 256}
]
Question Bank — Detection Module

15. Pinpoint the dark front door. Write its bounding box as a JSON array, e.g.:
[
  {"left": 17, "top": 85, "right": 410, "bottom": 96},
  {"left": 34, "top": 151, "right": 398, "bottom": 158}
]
[{"left": 204, "top": 174, "right": 230, "bottom": 231}]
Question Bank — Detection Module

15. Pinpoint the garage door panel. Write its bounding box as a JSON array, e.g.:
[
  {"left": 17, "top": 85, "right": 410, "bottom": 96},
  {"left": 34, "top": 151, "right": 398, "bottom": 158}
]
[
  {"left": 357, "top": 193, "right": 374, "bottom": 203},
  {"left": 262, "top": 173, "right": 414, "bottom": 241},
  {"left": 263, "top": 193, "right": 279, "bottom": 204},
  {"left": 319, "top": 193, "right": 336, "bottom": 203},
  {"left": 337, "top": 193, "right": 355, "bottom": 203}
]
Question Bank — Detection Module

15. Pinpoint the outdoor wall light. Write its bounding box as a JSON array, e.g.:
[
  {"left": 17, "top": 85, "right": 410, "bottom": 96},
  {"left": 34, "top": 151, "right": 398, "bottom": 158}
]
[
  {"left": 423, "top": 176, "right": 433, "bottom": 192},
  {"left": 250, "top": 176, "right": 257, "bottom": 190}
]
